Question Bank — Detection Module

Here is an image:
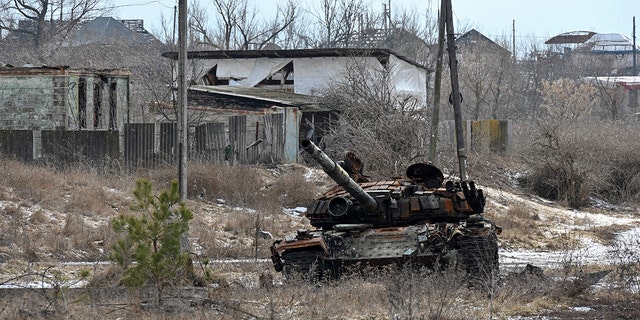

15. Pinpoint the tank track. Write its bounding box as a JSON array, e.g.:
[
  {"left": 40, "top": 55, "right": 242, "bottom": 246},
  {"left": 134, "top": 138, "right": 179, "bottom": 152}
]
[{"left": 456, "top": 234, "right": 499, "bottom": 283}]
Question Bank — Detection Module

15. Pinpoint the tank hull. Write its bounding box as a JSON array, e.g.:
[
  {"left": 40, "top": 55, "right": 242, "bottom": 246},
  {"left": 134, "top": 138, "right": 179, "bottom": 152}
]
[{"left": 271, "top": 221, "right": 499, "bottom": 278}]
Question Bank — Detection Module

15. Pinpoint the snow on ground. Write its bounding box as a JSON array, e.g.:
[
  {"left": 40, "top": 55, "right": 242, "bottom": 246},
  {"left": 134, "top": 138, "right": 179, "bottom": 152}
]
[
  {"left": 501, "top": 226, "right": 640, "bottom": 269},
  {"left": 484, "top": 185, "right": 640, "bottom": 270}
]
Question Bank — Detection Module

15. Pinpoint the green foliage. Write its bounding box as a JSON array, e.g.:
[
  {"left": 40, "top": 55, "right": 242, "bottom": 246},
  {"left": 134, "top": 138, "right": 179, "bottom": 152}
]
[{"left": 110, "top": 179, "right": 193, "bottom": 290}]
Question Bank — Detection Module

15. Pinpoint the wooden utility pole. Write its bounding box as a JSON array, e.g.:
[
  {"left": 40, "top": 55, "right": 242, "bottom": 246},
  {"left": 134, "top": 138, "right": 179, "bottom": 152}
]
[
  {"left": 512, "top": 19, "right": 516, "bottom": 64},
  {"left": 634, "top": 16, "right": 637, "bottom": 75},
  {"left": 177, "top": 0, "right": 191, "bottom": 257},
  {"left": 444, "top": 0, "right": 468, "bottom": 181},
  {"left": 631, "top": 17, "right": 638, "bottom": 113},
  {"left": 428, "top": 0, "right": 446, "bottom": 163},
  {"left": 178, "top": 0, "right": 188, "bottom": 201}
]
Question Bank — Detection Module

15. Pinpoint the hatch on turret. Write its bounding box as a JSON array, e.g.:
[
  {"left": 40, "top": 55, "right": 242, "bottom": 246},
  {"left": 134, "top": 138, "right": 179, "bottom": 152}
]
[{"left": 406, "top": 163, "right": 444, "bottom": 188}]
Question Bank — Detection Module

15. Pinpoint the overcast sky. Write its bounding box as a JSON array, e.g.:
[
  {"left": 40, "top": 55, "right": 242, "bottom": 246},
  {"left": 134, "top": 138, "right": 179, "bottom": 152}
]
[{"left": 110, "top": 0, "right": 640, "bottom": 45}]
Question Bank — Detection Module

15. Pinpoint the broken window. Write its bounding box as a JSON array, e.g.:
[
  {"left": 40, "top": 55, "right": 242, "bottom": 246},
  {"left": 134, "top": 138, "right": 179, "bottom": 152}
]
[
  {"left": 78, "top": 77, "right": 87, "bottom": 129},
  {"left": 93, "top": 81, "right": 102, "bottom": 128},
  {"left": 109, "top": 82, "right": 117, "bottom": 131}
]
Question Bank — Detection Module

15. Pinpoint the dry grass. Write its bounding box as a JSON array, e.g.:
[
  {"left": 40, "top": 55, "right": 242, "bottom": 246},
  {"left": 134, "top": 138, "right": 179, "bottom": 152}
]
[
  {"left": 0, "top": 158, "right": 318, "bottom": 263},
  {"left": 3, "top": 265, "right": 638, "bottom": 320},
  {"left": 587, "top": 224, "right": 632, "bottom": 246},
  {"left": 2, "top": 157, "right": 640, "bottom": 319},
  {"left": 487, "top": 202, "right": 544, "bottom": 248}
]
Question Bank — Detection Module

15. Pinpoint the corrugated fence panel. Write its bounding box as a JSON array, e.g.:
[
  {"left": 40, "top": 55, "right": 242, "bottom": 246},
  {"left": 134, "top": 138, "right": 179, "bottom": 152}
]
[
  {"left": 229, "top": 116, "right": 246, "bottom": 165},
  {"left": 124, "top": 123, "right": 155, "bottom": 167},
  {"left": 194, "top": 122, "right": 227, "bottom": 162},
  {"left": 490, "top": 120, "right": 510, "bottom": 153},
  {"left": 159, "top": 122, "right": 177, "bottom": 164},
  {"left": 271, "top": 114, "right": 284, "bottom": 162},
  {"left": 0, "top": 130, "right": 33, "bottom": 161},
  {"left": 41, "top": 130, "right": 119, "bottom": 165}
]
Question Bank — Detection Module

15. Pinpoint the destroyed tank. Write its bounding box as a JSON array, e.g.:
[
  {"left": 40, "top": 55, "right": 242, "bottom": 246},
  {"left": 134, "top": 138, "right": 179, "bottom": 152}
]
[
  {"left": 271, "top": 1, "right": 500, "bottom": 279},
  {"left": 269, "top": 139, "right": 501, "bottom": 279}
]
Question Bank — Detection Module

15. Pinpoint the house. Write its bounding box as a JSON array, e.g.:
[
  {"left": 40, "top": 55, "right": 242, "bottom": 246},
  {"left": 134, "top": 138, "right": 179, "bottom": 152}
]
[
  {"left": 546, "top": 31, "right": 640, "bottom": 76},
  {"left": 71, "top": 17, "right": 159, "bottom": 46},
  {"left": 545, "top": 31, "right": 597, "bottom": 54},
  {"left": 161, "top": 48, "right": 431, "bottom": 164},
  {"left": 163, "top": 48, "right": 430, "bottom": 100},
  {"left": 0, "top": 65, "right": 131, "bottom": 132},
  {"left": 0, "top": 65, "right": 131, "bottom": 159},
  {"left": 455, "top": 29, "right": 512, "bottom": 59}
]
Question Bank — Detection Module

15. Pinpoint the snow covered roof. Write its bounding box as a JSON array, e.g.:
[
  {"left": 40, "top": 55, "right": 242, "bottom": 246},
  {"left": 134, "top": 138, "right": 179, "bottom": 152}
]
[
  {"left": 585, "top": 76, "right": 640, "bottom": 90},
  {"left": 581, "top": 33, "right": 640, "bottom": 53}
]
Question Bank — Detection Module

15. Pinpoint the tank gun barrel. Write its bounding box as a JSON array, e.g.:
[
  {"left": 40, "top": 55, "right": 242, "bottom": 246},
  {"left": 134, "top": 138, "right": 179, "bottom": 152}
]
[{"left": 301, "top": 139, "right": 378, "bottom": 214}]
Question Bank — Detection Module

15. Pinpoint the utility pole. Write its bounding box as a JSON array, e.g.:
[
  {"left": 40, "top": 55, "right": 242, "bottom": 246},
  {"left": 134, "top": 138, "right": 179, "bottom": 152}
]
[
  {"left": 631, "top": 17, "right": 638, "bottom": 114},
  {"left": 634, "top": 16, "right": 637, "bottom": 75},
  {"left": 512, "top": 19, "right": 516, "bottom": 64},
  {"left": 444, "top": 0, "right": 468, "bottom": 181},
  {"left": 429, "top": 0, "right": 446, "bottom": 163},
  {"left": 178, "top": 0, "right": 188, "bottom": 202},
  {"left": 177, "top": 0, "right": 191, "bottom": 257}
]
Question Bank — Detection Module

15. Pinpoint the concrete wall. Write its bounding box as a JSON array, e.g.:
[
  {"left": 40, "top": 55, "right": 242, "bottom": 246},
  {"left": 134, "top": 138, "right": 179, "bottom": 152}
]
[
  {"left": 0, "top": 74, "right": 129, "bottom": 133},
  {"left": 0, "top": 75, "right": 70, "bottom": 130}
]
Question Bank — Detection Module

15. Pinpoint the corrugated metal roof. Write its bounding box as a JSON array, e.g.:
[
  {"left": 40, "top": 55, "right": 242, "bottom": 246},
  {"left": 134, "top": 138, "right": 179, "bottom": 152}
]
[
  {"left": 581, "top": 33, "right": 640, "bottom": 53},
  {"left": 162, "top": 48, "right": 431, "bottom": 71},
  {"left": 72, "top": 17, "right": 156, "bottom": 46},
  {"left": 545, "top": 31, "right": 596, "bottom": 45},
  {"left": 189, "top": 85, "right": 329, "bottom": 111}
]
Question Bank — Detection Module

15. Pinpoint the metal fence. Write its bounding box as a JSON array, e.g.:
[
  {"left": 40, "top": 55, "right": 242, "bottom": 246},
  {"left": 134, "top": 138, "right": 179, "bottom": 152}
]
[{"left": 0, "top": 114, "right": 288, "bottom": 168}]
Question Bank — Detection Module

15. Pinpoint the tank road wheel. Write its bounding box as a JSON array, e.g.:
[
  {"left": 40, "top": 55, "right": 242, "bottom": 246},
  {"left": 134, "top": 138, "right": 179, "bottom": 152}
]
[
  {"left": 456, "top": 234, "right": 499, "bottom": 287},
  {"left": 281, "top": 249, "right": 325, "bottom": 280}
]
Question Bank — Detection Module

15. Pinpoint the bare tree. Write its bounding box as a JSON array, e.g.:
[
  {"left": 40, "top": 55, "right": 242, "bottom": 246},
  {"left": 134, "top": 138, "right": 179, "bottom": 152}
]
[
  {"left": 320, "top": 57, "right": 430, "bottom": 178},
  {"left": 590, "top": 78, "right": 627, "bottom": 120},
  {"left": 457, "top": 38, "right": 519, "bottom": 120},
  {"left": 308, "top": 0, "right": 367, "bottom": 47},
  {"left": 190, "top": 0, "right": 296, "bottom": 50},
  {"left": 0, "top": 0, "right": 106, "bottom": 47},
  {"left": 235, "top": 1, "right": 296, "bottom": 50}
]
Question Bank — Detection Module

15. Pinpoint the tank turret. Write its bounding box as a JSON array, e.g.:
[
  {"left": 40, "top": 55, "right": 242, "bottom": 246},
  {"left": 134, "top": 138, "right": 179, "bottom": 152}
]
[
  {"left": 301, "top": 139, "right": 378, "bottom": 216},
  {"left": 301, "top": 139, "right": 486, "bottom": 229}
]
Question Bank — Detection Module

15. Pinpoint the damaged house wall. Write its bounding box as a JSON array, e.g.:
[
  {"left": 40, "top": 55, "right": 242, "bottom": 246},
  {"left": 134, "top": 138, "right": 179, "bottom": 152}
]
[{"left": 0, "top": 66, "right": 131, "bottom": 159}]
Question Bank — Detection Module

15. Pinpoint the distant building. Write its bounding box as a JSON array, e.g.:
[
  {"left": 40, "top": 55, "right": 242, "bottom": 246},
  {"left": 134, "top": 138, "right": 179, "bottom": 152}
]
[
  {"left": 71, "top": 17, "right": 159, "bottom": 46},
  {"left": 455, "top": 29, "right": 512, "bottom": 59},
  {"left": 546, "top": 31, "right": 640, "bottom": 76},
  {"left": 545, "top": 31, "right": 597, "bottom": 54}
]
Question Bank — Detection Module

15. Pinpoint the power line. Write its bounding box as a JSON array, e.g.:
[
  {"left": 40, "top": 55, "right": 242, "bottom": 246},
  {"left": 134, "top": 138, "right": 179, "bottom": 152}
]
[{"left": 110, "top": 1, "right": 175, "bottom": 10}]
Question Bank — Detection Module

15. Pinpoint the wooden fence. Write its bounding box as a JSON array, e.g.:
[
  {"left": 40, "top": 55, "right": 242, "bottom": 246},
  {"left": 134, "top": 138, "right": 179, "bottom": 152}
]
[
  {"left": 0, "top": 130, "right": 33, "bottom": 162},
  {"left": 0, "top": 118, "right": 510, "bottom": 168},
  {"left": 0, "top": 114, "right": 288, "bottom": 167}
]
